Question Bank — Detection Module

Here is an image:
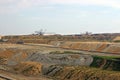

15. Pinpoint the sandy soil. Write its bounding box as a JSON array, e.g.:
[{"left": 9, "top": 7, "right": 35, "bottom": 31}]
[
  {"left": 0, "top": 70, "right": 52, "bottom": 80},
  {"left": 0, "top": 43, "right": 120, "bottom": 80}
]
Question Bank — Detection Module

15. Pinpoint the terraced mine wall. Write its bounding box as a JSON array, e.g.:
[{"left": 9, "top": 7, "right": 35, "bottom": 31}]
[
  {"left": 90, "top": 56, "right": 120, "bottom": 71},
  {"left": 58, "top": 42, "right": 120, "bottom": 54},
  {"left": 1, "top": 47, "right": 120, "bottom": 80},
  {"left": 44, "top": 65, "right": 120, "bottom": 80}
]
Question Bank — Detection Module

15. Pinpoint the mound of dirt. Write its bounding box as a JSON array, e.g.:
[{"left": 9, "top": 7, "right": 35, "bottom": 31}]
[
  {"left": 7, "top": 51, "right": 29, "bottom": 65},
  {"left": 25, "top": 53, "right": 93, "bottom": 66},
  {"left": 13, "top": 61, "right": 42, "bottom": 76},
  {"left": 0, "top": 48, "right": 16, "bottom": 58},
  {"left": 0, "top": 46, "right": 93, "bottom": 66}
]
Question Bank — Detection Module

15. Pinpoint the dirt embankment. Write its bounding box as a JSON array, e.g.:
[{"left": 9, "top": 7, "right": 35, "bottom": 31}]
[
  {"left": 90, "top": 56, "right": 120, "bottom": 71},
  {"left": 1, "top": 44, "right": 120, "bottom": 80},
  {"left": 44, "top": 65, "right": 120, "bottom": 80},
  {"left": 43, "top": 55, "right": 120, "bottom": 80},
  {"left": 0, "top": 46, "right": 92, "bottom": 76},
  {"left": 57, "top": 42, "right": 120, "bottom": 54}
]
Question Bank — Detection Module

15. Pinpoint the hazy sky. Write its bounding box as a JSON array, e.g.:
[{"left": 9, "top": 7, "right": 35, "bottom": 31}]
[{"left": 0, "top": 0, "right": 120, "bottom": 35}]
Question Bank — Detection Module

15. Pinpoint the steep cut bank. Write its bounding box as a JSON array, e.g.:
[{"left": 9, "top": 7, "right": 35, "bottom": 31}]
[
  {"left": 44, "top": 65, "right": 120, "bottom": 80},
  {"left": 58, "top": 42, "right": 120, "bottom": 54},
  {"left": 42, "top": 53, "right": 120, "bottom": 80},
  {"left": 90, "top": 56, "right": 120, "bottom": 71},
  {"left": 1, "top": 44, "right": 120, "bottom": 80}
]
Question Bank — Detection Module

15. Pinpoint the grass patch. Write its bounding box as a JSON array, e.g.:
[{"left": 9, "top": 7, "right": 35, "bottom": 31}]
[
  {"left": 49, "top": 51, "right": 62, "bottom": 54},
  {"left": 90, "top": 55, "right": 120, "bottom": 71},
  {"left": 49, "top": 51, "right": 83, "bottom": 54},
  {"left": 92, "top": 55, "right": 120, "bottom": 60}
]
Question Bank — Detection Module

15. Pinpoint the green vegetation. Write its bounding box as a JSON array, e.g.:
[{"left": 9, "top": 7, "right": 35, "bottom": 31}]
[
  {"left": 49, "top": 51, "right": 62, "bottom": 54},
  {"left": 90, "top": 55, "right": 120, "bottom": 71},
  {"left": 114, "top": 40, "right": 120, "bottom": 42},
  {"left": 92, "top": 55, "right": 120, "bottom": 60},
  {"left": 49, "top": 51, "right": 83, "bottom": 54}
]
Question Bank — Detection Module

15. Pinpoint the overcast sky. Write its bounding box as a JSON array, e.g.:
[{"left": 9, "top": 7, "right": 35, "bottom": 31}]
[{"left": 0, "top": 0, "right": 120, "bottom": 35}]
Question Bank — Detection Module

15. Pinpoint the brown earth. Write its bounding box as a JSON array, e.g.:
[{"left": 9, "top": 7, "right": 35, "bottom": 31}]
[
  {"left": 44, "top": 65, "right": 120, "bottom": 80},
  {"left": 0, "top": 43, "right": 120, "bottom": 80},
  {"left": 13, "top": 61, "right": 42, "bottom": 76},
  {"left": 59, "top": 42, "right": 120, "bottom": 54}
]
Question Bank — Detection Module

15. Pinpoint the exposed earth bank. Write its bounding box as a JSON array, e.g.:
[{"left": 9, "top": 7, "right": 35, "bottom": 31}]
[
  {"left": 53, "top": 42, "right": 120, "bottom": 54},
  {"left": 0, "top": 43, "right": 120, "bottom": 80}
]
